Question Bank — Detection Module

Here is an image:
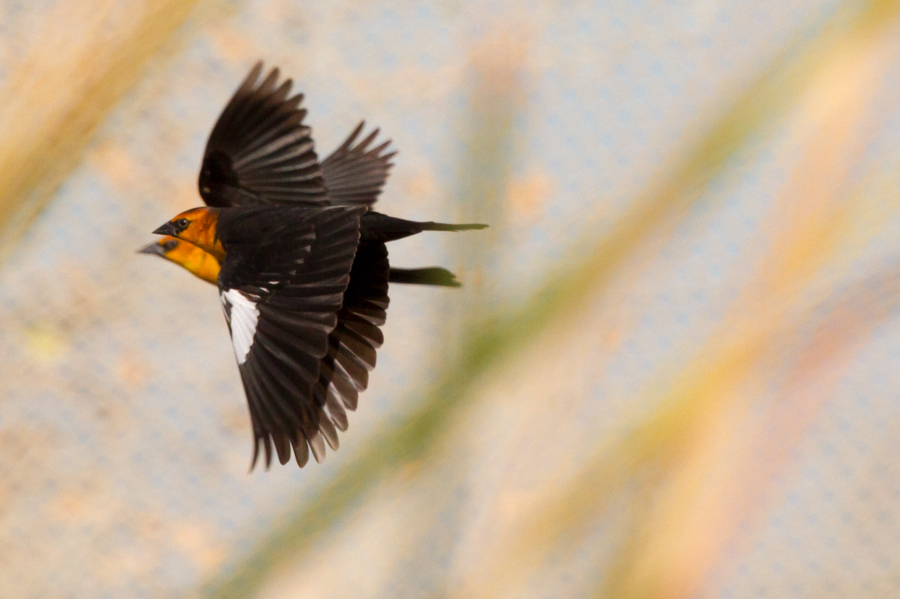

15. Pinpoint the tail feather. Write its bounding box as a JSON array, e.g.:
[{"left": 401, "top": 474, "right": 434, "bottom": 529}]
[
  {"left": 361, "top": 211, "right": 488, "bottom": 242},
  {"left": 389, "top": 267, "right": 461, "bottom": 287},
  {"left": 417, "top": 222, "right": 488, "bottom": 232}
]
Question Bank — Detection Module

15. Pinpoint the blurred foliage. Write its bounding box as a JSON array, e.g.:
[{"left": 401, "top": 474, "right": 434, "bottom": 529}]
[
  {"left": 0, "top": 0, "right": 209, "bottom": 261},
  {"left": 2, "top": 0, "right": 900, "bottom": 597}
]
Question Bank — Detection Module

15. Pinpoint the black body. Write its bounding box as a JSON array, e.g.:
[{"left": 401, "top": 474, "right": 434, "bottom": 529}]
[{"left": 170, "top": 62, "right": 487, "bottom": 468}]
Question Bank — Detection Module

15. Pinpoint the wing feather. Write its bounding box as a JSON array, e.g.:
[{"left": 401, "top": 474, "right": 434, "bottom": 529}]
[
  {"left": 311, "top": 241, "right": 390, "bottom": 428},
  {"left": 200, "top": 62, "right": 328, "bottom": 207},
  {"left": 218, "top": 206, "right": 367, "bottom": 469},
  {"left": 321, "top": 121, "right": 396, "bottom": 206},
  {"left": 199, "top": 65, "right": 397, "bottom": 212}
]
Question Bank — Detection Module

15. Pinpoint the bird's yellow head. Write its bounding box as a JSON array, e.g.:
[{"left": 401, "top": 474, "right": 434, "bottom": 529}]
[
  {"left": 153, "top": 207, "right": 225, "bottom": 261},
  {"left": 138, "top": 236, "right": 221, "bottom": 284}
]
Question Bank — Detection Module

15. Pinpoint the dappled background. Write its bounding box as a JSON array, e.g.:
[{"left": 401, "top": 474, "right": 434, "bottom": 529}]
[{"left": 1, "top": 0, "right": 900, "bottom": 597}]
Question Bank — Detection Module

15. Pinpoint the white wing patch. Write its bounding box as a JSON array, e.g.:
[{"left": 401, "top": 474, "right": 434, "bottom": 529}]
[{"left": 221, "top": 289, "right": 260, "bottom": 365}]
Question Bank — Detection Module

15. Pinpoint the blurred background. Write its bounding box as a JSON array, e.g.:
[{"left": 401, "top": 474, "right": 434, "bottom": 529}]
[{"left": 1, "top": 0, "right": 900, "bottom": 597}]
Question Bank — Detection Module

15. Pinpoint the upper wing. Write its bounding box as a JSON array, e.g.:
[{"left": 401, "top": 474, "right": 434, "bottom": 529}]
[
  {"left": 199, "top": 62, "right": 328, "bottom": 208},
  {"left": 218, "top": 206, "right": 364, "bottom": 469},
  {"left": 321, "top": 122, "right": 396, "bottom": 206},
  {"left": 312, "top": 241, "right": 390, "bottom": 439}
]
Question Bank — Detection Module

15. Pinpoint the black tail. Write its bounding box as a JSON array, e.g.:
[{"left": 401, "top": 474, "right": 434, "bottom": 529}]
[
  {"left": 388, "top": 267, "right": 461, "bottom": 287},
  {"left": 361, "top": 211, "right": 488, "bottom": 243},
  {"left": 415, "top": 222, "right": 488, "bottom": 232}
]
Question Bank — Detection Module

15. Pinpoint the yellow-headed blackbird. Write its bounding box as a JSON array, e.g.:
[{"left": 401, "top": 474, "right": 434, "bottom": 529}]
[{"left": 148, "top": 63, "right": 486, "bottom": 469}]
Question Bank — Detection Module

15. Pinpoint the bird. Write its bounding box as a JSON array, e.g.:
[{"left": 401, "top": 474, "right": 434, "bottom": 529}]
[{"left": 148, "top": 62, "right": 487, "bottom": 469}]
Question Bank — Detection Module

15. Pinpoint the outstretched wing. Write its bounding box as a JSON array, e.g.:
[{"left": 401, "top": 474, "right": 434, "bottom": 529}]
[
  {"left": 199, "top": 62, "right": 328, "bottom": 208},
  {"left": 217, "top": 206, "right": 364, "bottom": 469},
  {"left": 321, "top": 122, "right": 396, "bottom": 206},
  {"left": 312, "top": 241, "right": 390, "bottom": 439}
]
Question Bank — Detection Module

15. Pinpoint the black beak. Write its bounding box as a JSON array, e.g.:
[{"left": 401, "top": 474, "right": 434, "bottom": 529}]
[
  {"left": 137, "top": 242, "right": 165, "bottom": 256},
  {"left": 153, "top": 222, "right": 176, "bottom": 236}
]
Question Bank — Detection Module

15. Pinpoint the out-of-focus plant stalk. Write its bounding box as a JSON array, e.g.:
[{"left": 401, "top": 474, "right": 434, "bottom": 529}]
[
  {"left": 450, "top": 8, "right": 900, "bottom": 598},
  {"left": 0, "top": 0, "right": 206, "bottom": 261},
  {"left": 602, "top": 15, "right": 900, "bottom": 599}
]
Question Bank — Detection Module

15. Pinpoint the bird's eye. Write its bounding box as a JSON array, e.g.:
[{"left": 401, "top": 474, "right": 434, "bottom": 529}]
[
  {"left": 174, "top": 218, "right": 190, "bottom": 232},
  {"left": 162, "top": 239, "right": 179, "bottom": 252}
]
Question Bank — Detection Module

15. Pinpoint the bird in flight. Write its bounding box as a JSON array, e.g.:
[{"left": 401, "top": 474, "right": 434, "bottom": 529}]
[{"left": 147, "top": 62, "right": 486, "bottom": 469}]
